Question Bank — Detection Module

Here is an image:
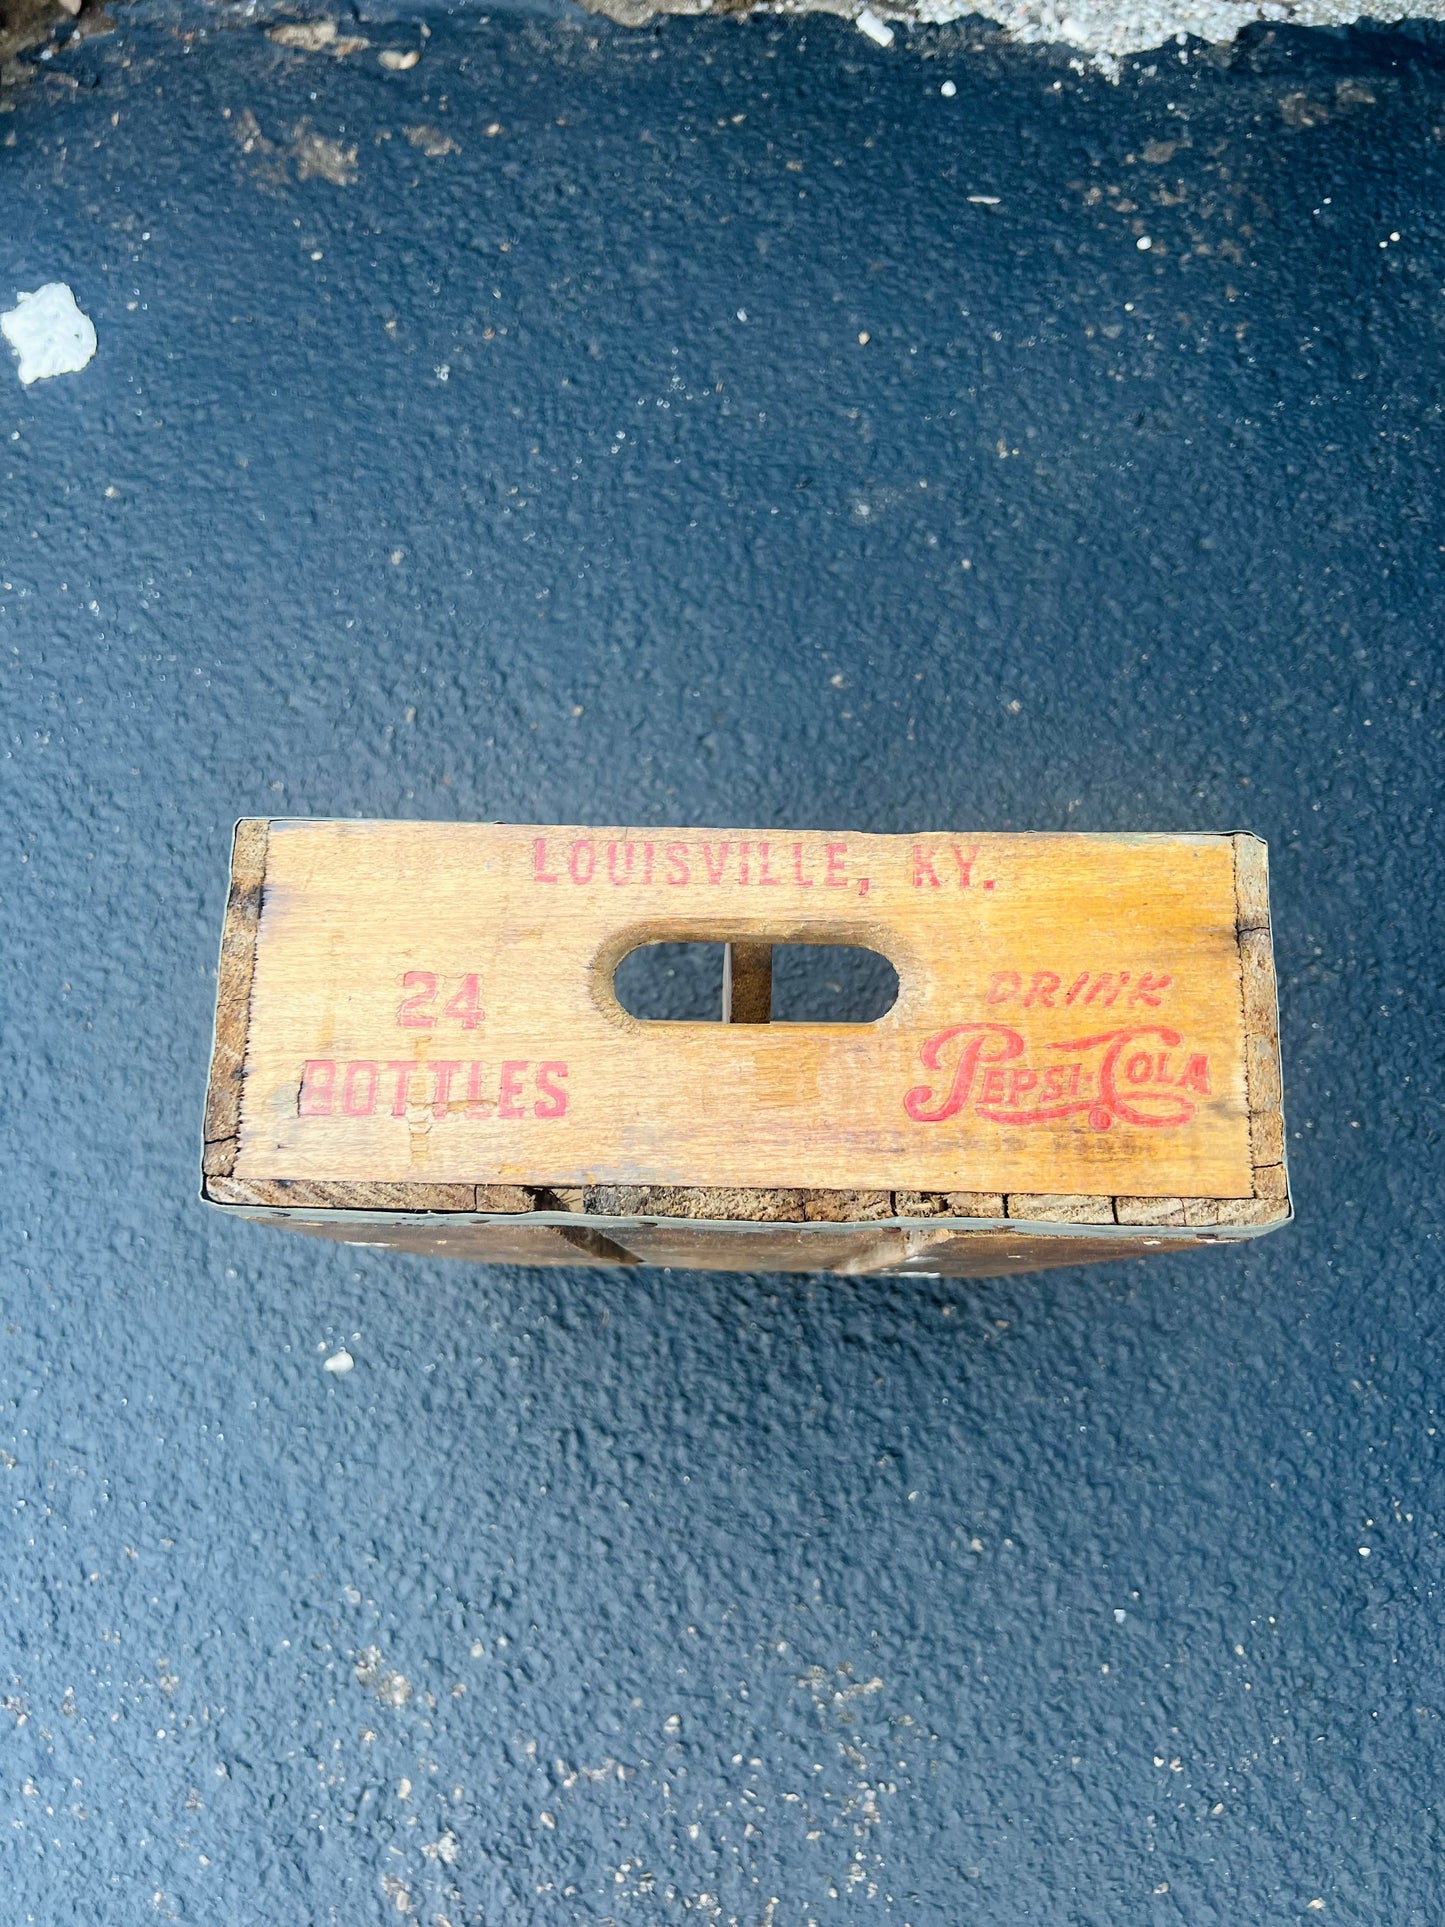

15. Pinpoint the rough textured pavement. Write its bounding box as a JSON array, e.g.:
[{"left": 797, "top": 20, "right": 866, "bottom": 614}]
[{"left": 3, "top": 10, "right": 1444, "bottom": 1924}]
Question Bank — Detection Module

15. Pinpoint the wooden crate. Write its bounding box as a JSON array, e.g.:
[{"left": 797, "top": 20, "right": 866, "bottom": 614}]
[{"left": 202, "top": 821, "right": 1289, "bottom": 1277}]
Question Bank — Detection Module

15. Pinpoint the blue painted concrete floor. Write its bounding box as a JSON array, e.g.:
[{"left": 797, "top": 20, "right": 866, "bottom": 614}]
[{"left": 3, "top": 7, "right": 1444, "bottom": 1923}]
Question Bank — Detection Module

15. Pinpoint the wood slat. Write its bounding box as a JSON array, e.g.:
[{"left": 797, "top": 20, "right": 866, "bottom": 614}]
[
  {"left": 201, "top": 818, "right": 269, "bottom": 1173},
  {"left": 1006, "top": 1193, "right": 1116, "bottom": 1225},
  {"left": 722, "top": 941, "right": 773, "bottom": 1023}
]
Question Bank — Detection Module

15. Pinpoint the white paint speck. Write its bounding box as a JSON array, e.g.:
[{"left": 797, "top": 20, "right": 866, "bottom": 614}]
[
  {"left": 323, "top": 1349, "right": 354, "bottom": 1375},
  {"left": 355, "top": 1646, "right": 413, "bottom": 1706},
  {"left": 856, "top": 8, "right": 895, "bottom": 45},
  {"left": 2, "top": 284, "right": 97, "bottom": 386},
  {"left": 380, "top": 1872, "right": 413, "bottom": 1913},
  {"left": 940, "top": 79, "right": 957, "bottom": 95},
  {"left": 1114, "top": 1608, "right": 1127, "bottom": 1622},
  {"left": 1137, "top": 235, "right": 1153, "bottom": 250}
]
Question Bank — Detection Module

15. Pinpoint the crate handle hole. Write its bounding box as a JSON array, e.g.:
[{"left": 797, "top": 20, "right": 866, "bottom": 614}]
[{"left": 613, "top": 941, "right": 899, "bottom": 1025}]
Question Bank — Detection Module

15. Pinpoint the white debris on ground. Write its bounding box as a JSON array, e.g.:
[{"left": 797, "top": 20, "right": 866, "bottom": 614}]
[
  {"left": 1, "top": 283, "right": 96, "bottom": 386},
  {"left": 323, "top": 1348, "right": 355, "bottom": 1374},
  {"left": 266, "top": 19, "right": 370, "bottom": 54},
  {"left": 903, "top": 0, "right": 1445, "bottom": 61},
  {"left": 596, "top": 0, "right": 1445, "bottom": 63}
]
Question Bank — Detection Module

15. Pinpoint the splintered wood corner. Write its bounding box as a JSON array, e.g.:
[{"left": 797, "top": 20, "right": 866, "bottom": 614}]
[{"left": 201, "top": 820, "right": 1290, "bottom": 1277}]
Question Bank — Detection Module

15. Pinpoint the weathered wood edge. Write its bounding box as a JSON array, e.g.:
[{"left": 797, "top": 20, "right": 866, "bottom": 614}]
[
  {"left": 200, "top": 819, "right": 270, "bottom": 1182},
  {"left": 206, "top": 1204, "right": 1276, "bottom": 1268},
  {"left": 204, "top": 1186, "right": 1284, "bottom": 1236},
  {"left": 1233, "top": 831, "right": 1291, "bottom": 1224},
  {"left": 209, "top": 1177, "right": 536, "bottom": 1212},
  {"left": 205, "top": 1181, "right": 1289, "bottom": 1226}
]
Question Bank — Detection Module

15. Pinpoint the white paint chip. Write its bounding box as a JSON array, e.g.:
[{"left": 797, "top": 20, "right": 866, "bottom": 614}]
[
  {"left": 2, "top": 284, "right": 97, "bottom": 386},
  {"left": 271, "top": 19, "right": 334, "bottom": 48},
  {"left": 323, "top": 1349, "right": 355, "bottom": 1374},
  {"left": 856, "top": 7, "right": 895, "bottom": 44},
  {"left": 940, "top": 79, "right": 957, "bottom": 95}
]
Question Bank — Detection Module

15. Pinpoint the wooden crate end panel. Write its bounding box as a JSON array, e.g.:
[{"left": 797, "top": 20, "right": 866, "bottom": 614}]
[{"left": 229, "top": 824, "right": 1260, "bottom": 1199}]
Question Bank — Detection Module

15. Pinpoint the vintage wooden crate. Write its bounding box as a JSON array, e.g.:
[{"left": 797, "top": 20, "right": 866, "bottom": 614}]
[{"left": 202, "top": 821, "right": 1289, "bottom": 1277}]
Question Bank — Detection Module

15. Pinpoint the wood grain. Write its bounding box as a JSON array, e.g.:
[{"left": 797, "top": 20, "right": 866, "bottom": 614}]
[
  {"left": 1006, "top": 1193, "right": 1116, "bottom": 1225},
  {"left": 231, "top": 822, "right": 1256, "bottom": 1199},
  {"left": 1115, "top": 1196, "right": 1188, "bottom": 1225},
  {"left": 723, "top": 942, "right": 773, "bottom": 1023},
  {"left": 894, "top": 1191, "right": 1006, "bottom": 1218},
  {"left": 201, "top": 818, "right": 269, "bottom": 1175},
  {"left": 206, "top": 1177, "right": 527, "bottom": 1211},
  {"left": 1233, "top": 833, "right": 1271, "bottom": 932},
  {"left": 1232, "top": 833, "right": 1288, "bottom": 1209}
]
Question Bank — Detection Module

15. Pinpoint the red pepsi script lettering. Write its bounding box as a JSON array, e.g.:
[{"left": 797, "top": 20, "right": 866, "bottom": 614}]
[{"left": 903, "top": 1023, "right": 1211, "bottom": 1133}]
